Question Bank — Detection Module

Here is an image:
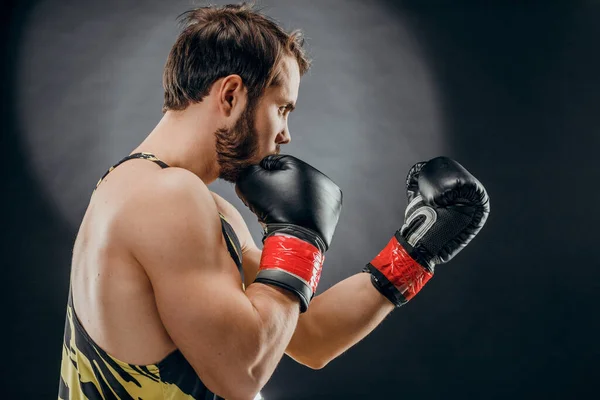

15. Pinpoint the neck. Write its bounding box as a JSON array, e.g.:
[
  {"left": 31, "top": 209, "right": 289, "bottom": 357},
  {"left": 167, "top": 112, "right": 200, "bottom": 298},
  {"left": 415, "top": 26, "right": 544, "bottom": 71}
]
[{"left": 132, "top": 104, "right": 222, "bottom": 184}]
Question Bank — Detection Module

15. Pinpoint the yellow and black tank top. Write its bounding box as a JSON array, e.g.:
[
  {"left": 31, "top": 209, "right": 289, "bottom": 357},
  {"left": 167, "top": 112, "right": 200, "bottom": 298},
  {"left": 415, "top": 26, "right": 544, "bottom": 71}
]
[{"left": 58, "top": 153, "right": 243, "bottom": 400}]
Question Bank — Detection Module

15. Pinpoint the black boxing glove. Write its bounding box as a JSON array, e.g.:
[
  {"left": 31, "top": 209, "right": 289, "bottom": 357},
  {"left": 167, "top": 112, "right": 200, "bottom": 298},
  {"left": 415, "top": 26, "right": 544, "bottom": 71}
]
[
  {"left": 236, "top": 155, "right": 343, "bottom": 312},
  {"left": 363, "top": 156, "right": 490, "bottom": 306}
]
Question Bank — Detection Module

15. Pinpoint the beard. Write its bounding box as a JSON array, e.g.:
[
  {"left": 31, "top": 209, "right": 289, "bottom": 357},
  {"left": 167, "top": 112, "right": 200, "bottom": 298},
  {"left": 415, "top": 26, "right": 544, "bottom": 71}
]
[{"left": 215, "top": 100, "right": 261, "bottom": 183}]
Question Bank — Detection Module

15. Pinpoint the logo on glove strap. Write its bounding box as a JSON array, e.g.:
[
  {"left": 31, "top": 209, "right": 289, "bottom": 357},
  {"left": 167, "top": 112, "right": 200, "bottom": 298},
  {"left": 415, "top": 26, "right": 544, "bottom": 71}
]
[{"left": 402, "top": 195, "right": 437, "bottom": 247}]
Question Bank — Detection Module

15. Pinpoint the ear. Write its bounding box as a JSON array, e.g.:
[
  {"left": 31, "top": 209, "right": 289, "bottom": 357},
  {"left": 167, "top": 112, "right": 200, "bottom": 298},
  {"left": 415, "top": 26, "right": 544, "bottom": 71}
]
[{"left": 217, "top": 74, "right": 247, "bottom": 118}]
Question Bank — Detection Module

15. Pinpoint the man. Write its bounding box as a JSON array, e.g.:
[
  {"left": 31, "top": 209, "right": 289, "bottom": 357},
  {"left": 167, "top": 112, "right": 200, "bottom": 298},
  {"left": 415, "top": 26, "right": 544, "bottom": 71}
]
[{"left": 59, "top": 3, "right": 490, "bottom": 400}]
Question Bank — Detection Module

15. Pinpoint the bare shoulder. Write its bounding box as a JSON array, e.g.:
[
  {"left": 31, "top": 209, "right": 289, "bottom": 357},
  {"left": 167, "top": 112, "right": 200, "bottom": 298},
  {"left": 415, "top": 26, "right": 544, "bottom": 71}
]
[
  {"left": 125, "top": 167, "right": 217, "bottom": 223},
  {"left": 155, "top": 167, "right": 212, "bottom": 201},
  {"left": 119, "top": 167, "right": 223, "bottom": 272}
]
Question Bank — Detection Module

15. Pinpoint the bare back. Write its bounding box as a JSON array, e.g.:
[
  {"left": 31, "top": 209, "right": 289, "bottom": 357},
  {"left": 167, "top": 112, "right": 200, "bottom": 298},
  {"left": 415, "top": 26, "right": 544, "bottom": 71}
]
[{"left": 71, "top": 156, "right": 179, "bottom": 365}]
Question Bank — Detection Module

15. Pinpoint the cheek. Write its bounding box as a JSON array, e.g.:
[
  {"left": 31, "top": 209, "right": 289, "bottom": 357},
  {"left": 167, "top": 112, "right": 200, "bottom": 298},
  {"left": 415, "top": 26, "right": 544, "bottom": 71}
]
[{"left": 256, "top": 110, "right": 282, "bottom": 142}]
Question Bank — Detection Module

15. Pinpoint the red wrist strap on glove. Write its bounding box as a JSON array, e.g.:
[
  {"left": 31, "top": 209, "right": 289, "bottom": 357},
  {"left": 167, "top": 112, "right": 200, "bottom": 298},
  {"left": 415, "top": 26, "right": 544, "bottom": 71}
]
[
  {"left": 260, "top": 234, "right": 325, "bottom": 295},
  {"left": 367, "top": 234, "right": 433, "bottom": 305}
]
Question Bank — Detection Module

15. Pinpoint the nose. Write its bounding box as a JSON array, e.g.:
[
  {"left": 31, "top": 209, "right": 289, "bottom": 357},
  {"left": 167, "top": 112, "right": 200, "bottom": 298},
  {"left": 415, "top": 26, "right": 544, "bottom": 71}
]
[{"left": 276, "top": 124, "right": 291, "bottom": 145}]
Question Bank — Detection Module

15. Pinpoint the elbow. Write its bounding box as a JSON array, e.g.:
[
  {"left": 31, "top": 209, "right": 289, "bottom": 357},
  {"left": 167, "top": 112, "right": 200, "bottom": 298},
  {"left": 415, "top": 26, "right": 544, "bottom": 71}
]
[
  {"left": 288, "top": 351, "right": 330, "bottom": 370},
  {"left": 227, "top": 359, "right": 272, "bottom": 400},
  {"left": 200, "top": 363, "right": 264, "bottom": 400},
  {"left": 305, "top": 356, "right": 329, "bottom": 370},
  {"left": 209, "top": 376, "right": 262, "bottom": 400}
]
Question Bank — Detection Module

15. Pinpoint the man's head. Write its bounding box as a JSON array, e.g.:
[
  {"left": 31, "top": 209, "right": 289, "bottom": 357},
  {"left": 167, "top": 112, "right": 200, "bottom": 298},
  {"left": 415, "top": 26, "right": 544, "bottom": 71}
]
[{"left": 162, "top": 3, "right": 310, "bottom": 182}]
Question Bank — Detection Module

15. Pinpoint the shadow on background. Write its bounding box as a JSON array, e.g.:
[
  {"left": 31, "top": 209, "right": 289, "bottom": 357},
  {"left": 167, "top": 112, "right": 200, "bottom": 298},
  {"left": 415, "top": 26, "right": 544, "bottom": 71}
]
[
  {"left": 2, "top": 1, "right": 599, "bottom": 399},
  {"left": 2, "top": 0, "right": 75, "bottom": 396},
  {"left": 373, "top": 2, "right": 599, "bottom": 398}
]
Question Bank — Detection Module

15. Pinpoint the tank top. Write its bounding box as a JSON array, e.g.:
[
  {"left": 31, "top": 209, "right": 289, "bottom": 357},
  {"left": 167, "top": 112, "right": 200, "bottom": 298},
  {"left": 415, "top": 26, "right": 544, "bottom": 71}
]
[{"left": 58, "top": 153, "right": 243, "bottom": 400}]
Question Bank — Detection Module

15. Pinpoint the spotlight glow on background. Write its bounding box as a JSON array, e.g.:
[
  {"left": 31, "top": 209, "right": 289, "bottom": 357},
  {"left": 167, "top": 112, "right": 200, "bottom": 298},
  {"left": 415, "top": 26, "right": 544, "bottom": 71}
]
[{"left": 17, "top": 0, "right": 443, "bottom": 230}]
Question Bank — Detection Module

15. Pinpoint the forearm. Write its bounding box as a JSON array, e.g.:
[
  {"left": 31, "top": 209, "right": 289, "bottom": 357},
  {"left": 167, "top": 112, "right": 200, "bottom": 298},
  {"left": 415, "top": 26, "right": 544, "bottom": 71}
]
[{"left": 286, "top": 272, "right": 394, "bottom": 368}]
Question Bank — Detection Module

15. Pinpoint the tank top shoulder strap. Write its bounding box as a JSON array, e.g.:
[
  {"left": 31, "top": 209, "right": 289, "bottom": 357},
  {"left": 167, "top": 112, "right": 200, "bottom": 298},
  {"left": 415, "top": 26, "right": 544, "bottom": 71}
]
[
  {"left": 219, "top": 214, "right": 243, "bottom": 272},
  {"left": 95, "top": 152, "right": 169, "bottom": 191}
]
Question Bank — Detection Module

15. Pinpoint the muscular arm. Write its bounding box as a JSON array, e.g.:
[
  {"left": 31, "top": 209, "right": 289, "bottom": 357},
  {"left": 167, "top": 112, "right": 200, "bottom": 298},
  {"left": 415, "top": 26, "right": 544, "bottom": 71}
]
[
  {"left": 125, "top": 170, "right": 301, "bottom": 400},
  {"left": 246, "top": 246, "right": 394, "bottom": 369},
  {"left": 213, "top": 192, "right": 395, "bottom": 370}
]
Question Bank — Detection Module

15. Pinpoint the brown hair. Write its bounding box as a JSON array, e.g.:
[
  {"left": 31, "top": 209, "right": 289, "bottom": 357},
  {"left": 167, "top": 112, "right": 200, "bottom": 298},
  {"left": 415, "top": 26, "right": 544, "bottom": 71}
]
[{"left": 162, "top": 2, "right": 311, "bottom": 112}]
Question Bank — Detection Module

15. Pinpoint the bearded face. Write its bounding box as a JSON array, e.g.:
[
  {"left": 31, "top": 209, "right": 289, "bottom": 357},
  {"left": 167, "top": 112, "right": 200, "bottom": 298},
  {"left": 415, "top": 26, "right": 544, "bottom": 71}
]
[{"left": 215, "top": 99, "right": 261, "bottom": 183}]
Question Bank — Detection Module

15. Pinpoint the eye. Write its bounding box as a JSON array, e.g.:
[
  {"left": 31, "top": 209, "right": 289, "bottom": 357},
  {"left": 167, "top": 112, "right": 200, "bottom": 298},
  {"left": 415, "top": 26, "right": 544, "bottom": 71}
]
[{"left": 278, "top": 106, "right": 287, "bottom": 115}]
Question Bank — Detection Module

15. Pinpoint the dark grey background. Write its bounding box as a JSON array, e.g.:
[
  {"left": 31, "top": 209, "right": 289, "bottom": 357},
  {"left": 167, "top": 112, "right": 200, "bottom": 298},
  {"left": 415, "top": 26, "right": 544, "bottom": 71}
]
[{"left": 2, "top": 0, "right": 599, "bottom": 399}]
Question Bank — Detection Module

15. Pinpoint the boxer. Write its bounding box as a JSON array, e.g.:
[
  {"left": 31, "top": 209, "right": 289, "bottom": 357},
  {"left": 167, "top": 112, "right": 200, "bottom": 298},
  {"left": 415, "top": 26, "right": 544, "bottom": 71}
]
[{"left": 58, "top": 3, "right": 489, "bottom": 400}]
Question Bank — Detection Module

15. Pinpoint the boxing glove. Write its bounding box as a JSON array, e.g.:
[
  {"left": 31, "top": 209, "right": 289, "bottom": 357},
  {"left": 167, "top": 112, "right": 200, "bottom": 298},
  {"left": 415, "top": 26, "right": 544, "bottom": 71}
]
[
  {"left": 363, "top": 156, "right": 490, "bottom": 306},
  {"left": 236, "top": 155, "right": 343, "bottom": 312}
]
